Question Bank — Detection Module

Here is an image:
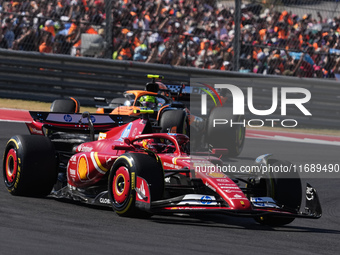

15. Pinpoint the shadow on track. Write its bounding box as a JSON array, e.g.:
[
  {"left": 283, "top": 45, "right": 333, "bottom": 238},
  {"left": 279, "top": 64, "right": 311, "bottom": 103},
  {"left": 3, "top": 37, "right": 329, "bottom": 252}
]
[{"left": 150, "top": 213, "right": 340, "bottom": 234}]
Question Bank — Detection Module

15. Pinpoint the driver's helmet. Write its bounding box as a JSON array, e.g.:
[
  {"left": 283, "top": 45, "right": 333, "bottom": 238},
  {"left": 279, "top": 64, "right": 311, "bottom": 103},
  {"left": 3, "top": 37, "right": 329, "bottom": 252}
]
[
  {"left": 141, "top": 138, "right": 159, "bottom": 152},
  {"left": 141, "top": 138, "right": 166, "bottom": 153},
  {"left": 139, "top": 95, "right": 156, "bottom": 108},
  {"left": 142, "top": 139, "right": 153, "bottom": 150}
]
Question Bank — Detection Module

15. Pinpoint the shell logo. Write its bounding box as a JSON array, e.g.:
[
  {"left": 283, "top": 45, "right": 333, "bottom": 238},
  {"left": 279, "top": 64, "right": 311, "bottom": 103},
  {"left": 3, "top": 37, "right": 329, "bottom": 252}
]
[
  {"left": 78, "top": 155, "right": 89, "bottom": 180},
  {"left": 208, "top": 172, "right": 226, "bottom": 178}
]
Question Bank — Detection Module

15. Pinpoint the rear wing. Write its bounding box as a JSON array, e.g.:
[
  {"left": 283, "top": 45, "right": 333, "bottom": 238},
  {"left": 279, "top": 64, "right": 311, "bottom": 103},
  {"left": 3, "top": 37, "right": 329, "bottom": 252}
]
[
  {"left": 166, "top": 84, "right": 217, "bottom": 101},
  {"left": 28, "top": 111, "right": 131, "bottom": 133}
]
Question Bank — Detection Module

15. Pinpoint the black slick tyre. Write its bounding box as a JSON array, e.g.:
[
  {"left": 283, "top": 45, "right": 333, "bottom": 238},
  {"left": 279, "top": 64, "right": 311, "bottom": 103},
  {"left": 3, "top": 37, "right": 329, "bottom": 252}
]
[
  {"left": 3, "top": 135, "right": 57, "bottom": 196},
  {"left": 50, "top": 97, "right": 80, "bottom": 113},
  {"left": 206, "top": 107, "right": 245, "bottom": 157},
  {"left": 254, "top": 159, "right": 302, "bottom": 226},
  {"left": 159, "top": 110, "right": 187, "bottom": 134},
  {"left": 108, "top": 153, "right": 164, "bottom": 217}
]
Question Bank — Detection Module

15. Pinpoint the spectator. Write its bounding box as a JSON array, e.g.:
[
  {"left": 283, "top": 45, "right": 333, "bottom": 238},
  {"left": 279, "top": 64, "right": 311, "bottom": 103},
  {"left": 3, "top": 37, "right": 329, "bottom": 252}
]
[
  {"left": 39, "top": 31, "right": 53, "bottom": 53},
  {"left": 1, "top": 0, "right": 340, "bottom": 79},
  {"left": 0, "top": 25, "right": 9, "bottom": 48},
  {"left": 3, "top": 18, "right": 15, "bottom": 48},
  {"left": 117, "top": 31, "right": 135, "bottom": 60},
  {"left": 196, "top": 39, "right": 213, "bottom": 68},
  {"left": 12, "top": 27, "right": 38, "bottom": 51}
]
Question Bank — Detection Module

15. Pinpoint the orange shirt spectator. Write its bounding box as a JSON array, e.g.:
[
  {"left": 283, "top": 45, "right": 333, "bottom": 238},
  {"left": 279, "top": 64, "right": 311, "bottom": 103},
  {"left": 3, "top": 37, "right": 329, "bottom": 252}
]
[
  {"left": 39, "top": 33, "right": 53, "bottom": 53},
  {"left": 39, "top": 42, "right": 53, "bottom": 53},
  {"left": 74, "top": 25, "right": 98, "bottom": 48}
]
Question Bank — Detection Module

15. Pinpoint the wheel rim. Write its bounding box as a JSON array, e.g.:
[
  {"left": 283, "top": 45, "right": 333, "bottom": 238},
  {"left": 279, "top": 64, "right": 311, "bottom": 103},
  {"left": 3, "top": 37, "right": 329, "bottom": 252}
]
[
  {"left": 113, "top": 166, "right": 130, "bottom": 205},
  {"left": 5, "top": 148, "right": 18, "bottom": 185}
]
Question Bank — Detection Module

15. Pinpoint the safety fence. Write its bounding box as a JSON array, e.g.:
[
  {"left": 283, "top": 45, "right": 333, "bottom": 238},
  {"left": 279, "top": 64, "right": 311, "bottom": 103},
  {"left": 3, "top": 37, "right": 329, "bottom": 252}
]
[
  {"left": 0, "top": 49, "right": 339, "bottom": 128},
  {"left": 2, "top": 0, "right": 340, "bottom": 79}
]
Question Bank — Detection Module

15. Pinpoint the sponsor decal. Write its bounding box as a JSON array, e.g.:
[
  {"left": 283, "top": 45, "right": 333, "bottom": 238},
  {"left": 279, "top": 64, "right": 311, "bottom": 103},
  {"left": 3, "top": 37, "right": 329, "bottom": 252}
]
[
  {"left": 222, "top": 189, "right": 244, "bottom": 193},
  {"left": 69, "top": 169, "right": 76, "bottom": 177},
  {"left": 90, "top": 115, "right": 96, "bottom": 123},
  {"left": 207, "top": 172, "right": 226, "bottom": 178},
  {"left": 136, "top": 179, "right": 146, "bottom": 200},
  {"left": 306, "top": 186, "right": 314, "bottom": 201},
  {"left": 176, "top": 207, "right": 206, "bottom": 210},
  {"left": 164, "top": 162, "right": 175, "bottom": 168},
  {"left": 118, "top": 122, "right": 132, "bottom": 141},
  {"left": 98, "top": 132, "right": 107, "bottom": 140},
  {"left": 77, "top": 154, "right": 89, "bottom": 180},
  {"left": 99, "top": 198, "right": 111, "bottom": 204},
  {"left": 200, "top": 195, "right": 213, "bottom": 205},
  {"left": 231, "top": 197, "right": 246, "bottom": 200},
  {"left": 28, "top": 126, "right": 43, "bottom": 135},
  {"left": 167, "top": 133, "right": 177, "bottom": 136},
  {"left": 136, "top": 177, "right": 150, "bottom": 203},
  {"left": 216, "top": 178, "right": 229, "bottom": 182},
  {"left": 163, "top": 162, "right": 183, "bottom": 169},
  {"left": 250, "top": 197, "right": 279, "bottom": 208},
  {"left": 77, "top": 144, "right": 93, "bottom": 152},
  {"left": 132, "top": 128, "right": 138, "bottom": 137},
  {"left": 255, "top": 154, "right": 271, "bottom": 163},
  {"left": 219, "top": 185, "right": 240, "bottom": 189},
  {"left": 251, "top": 197, "right": 267, "bottom": 207},
  {"left": 64, "top": 114, "right": 72, "bottom": 122},
  {"left": 177, "top": 195, "right": 217, "bottom": 206},
  {"left": 131, "top": 172, "right": 135, "bottom": 189}
]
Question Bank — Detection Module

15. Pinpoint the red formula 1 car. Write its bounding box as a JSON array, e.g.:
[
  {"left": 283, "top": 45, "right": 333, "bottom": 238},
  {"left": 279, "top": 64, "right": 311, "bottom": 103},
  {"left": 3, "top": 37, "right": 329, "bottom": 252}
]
[{"left": 3, "top": 111, "right": 321, "bottom": 226}]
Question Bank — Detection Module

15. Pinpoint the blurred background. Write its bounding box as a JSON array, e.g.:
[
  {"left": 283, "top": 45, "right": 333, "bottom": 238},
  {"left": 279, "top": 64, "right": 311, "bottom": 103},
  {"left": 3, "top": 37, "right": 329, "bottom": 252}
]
[{"left": 1, "top": 0, "right": 340, "bottom": 79}]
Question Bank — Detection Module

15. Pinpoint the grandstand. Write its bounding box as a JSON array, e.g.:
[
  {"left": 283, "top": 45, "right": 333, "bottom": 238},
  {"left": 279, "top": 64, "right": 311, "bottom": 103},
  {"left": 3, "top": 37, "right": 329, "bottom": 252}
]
[{"left": 1, "top": 0, "right": 340, "bottom": 78}]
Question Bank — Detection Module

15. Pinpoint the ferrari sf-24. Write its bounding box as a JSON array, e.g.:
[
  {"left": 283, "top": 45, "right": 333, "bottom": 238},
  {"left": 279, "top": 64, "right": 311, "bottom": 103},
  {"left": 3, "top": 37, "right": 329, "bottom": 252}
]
[{"left": 3, "top": 111, "right": 321, "bottom": 226}]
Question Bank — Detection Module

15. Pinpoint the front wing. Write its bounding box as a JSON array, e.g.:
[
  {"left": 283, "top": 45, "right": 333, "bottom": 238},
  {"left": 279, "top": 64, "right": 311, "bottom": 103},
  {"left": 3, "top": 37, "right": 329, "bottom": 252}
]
[
  {"left": 50, "top": 179, "right": 321, "bottom": 220},
  {"left": 147, "top": 183, "right": 322, "bottom": 219}
]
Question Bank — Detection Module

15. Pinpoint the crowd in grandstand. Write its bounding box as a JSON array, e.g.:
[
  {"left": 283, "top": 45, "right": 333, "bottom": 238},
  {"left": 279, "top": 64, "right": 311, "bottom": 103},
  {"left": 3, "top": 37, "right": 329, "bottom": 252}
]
[{"left": 1, "top": 0, "right": 340, "bottom": 78}]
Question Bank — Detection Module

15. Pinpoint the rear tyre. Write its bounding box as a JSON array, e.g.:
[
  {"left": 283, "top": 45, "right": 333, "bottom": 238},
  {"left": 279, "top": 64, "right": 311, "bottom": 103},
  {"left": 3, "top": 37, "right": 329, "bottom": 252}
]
[
  {"left": 50, "top": 97, "right": 80, "bottom": 113},
  {"left": 207, "top": 107, "right": 245, "bottom": 157},
  {"left": 253, "top": 159, "right": 302, "bottom": 226},
  {"left": 159, "top": 110, "right": 188, "bottom": 135},
  {"left": 3, "top": 135, "right": 57, "bottom": 196},
  {"left": 108, "top": 153, "right": 164, "bottom": 217}
]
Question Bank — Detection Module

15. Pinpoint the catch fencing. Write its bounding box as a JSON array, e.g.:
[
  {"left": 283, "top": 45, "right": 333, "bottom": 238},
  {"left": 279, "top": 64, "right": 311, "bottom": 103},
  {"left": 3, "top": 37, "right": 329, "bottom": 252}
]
[{"left": 0, "top": 49, "right": 339, "bottom": 128}]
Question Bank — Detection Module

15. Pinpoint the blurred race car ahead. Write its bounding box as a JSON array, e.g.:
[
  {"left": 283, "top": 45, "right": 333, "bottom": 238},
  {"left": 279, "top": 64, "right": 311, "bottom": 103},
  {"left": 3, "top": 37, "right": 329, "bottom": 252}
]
[
  {"left": 50, "top": 75, "right": 245, "bottom": 157},
  {"left": 3, "top": 111, "right": 321, "bottom": 226}
]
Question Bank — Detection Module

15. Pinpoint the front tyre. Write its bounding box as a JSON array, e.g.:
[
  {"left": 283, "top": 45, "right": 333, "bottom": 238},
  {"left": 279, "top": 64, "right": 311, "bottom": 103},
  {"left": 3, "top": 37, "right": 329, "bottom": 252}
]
[
  {"left": 108, "top": 153, "right": 164, "bottom": 217},
  {"left": 207, "top": 107, "right": 245, "bottom": 157},
  {"left": 254, "top": 159, "right": 302, "bottom": 226},
  {"left": 3, "top": 135, "right": 57, "bottom": 196},
  {"left": 159, "top": 110, "right": 188, "bottom": 135}
]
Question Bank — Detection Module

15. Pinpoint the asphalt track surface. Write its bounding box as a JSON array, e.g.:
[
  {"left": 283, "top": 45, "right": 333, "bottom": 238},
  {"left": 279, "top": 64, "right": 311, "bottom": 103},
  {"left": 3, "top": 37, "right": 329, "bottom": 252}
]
[{"left": 0, "top": 121, "right": 339, "bottom": 255}]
